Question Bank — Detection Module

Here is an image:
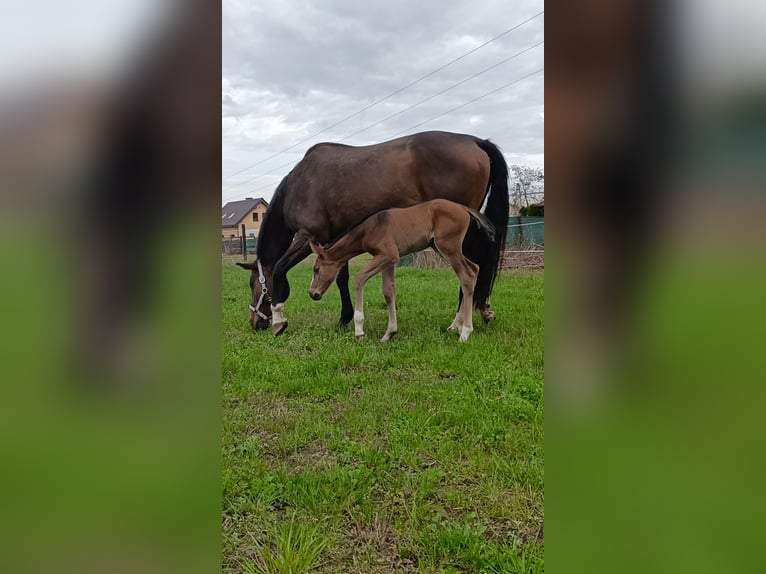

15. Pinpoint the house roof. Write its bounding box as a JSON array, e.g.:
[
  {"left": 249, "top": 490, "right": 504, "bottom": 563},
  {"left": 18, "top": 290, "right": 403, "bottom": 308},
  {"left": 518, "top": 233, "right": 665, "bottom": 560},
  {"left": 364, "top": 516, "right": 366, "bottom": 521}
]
[{"left": 221, "top": 197, "right": 268, "bottom": 228}]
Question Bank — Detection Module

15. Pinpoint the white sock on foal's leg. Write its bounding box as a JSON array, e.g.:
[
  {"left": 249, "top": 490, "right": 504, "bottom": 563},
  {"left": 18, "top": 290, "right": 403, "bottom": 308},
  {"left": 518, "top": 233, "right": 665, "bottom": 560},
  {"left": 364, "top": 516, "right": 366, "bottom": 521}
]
[
  {"left": 448, "top": 312, "right": 463, "bottom": 331},
  {"left": 354, "top": 310, "right": 365, "bottom": 339}
]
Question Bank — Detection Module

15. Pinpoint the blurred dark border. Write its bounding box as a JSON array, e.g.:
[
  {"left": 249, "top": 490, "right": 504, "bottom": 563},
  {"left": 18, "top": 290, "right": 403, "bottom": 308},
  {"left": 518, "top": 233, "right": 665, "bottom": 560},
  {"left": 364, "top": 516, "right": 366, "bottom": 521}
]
[
  {"left": 0, "top": 2, "right": 222, "bottom": 572},
  {"left": 546, "top": 1, "right": 766, "bottom": 572}
]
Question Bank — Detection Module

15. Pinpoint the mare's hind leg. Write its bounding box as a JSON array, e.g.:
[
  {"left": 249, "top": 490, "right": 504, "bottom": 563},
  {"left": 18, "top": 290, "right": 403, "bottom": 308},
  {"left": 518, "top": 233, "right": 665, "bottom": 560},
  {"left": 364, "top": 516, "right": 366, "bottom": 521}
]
[
  {"left": 336, "top": 263, "right": 354, "bottom": 327},
  {"left": 271, "top": 230, "right": 312, "bottom": 336},
  {"left": 380, "top": 264, "right": 398, "bottom": 342},
  {"left": 461, "top": 226, "right": 496, "bottom": 323}
]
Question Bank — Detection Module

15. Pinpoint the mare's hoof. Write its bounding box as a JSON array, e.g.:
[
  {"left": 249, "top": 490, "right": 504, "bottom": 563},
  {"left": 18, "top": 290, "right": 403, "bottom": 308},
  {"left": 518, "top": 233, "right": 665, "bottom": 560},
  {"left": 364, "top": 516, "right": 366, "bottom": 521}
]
[
  {"left": 355, "top": 334, "right": 365, "bottom": 340},
  {"left": 381, "top": 332, "right": 397, "bottom": 342},
  {"left": 273, "top": 321, "right": 288, "bottom": 336}
]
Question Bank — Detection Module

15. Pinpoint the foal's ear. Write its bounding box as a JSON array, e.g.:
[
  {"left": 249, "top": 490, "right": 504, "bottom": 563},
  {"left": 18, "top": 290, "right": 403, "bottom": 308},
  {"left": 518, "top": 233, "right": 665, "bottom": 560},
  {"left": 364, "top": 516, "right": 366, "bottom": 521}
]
[
  {"left": 309, "top": 242, "right": 324, "bottom": 256},
  {"left": 236, "top": 261, "right": 257, "bottom": 270}
]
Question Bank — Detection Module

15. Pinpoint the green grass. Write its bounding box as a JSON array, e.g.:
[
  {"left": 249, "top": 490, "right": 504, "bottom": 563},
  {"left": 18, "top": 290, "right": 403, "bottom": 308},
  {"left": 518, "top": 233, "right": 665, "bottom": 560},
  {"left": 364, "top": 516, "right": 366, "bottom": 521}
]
[
  {"left": 242, "top": 513, "right": 331, "bottom": 574},
  {"left": 222, "top": 257, "right": 544, "bottom": 573}
]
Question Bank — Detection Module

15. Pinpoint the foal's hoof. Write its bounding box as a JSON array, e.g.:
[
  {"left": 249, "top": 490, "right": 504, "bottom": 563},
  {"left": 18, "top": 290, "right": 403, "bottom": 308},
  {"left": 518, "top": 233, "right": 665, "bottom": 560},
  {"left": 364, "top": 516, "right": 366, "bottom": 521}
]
[
  {"left": 273, "top": 321, "right": 288, "bottom": 336},
  {"left": 380, "top": 332, "right": 397, "bottom": 342},
  {"left": 355, "top": 334, "right": 365, "bottom": 340}
]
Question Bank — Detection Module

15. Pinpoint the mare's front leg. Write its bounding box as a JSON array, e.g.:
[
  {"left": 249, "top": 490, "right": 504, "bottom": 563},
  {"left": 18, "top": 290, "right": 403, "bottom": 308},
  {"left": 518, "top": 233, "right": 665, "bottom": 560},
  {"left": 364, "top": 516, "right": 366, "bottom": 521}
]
[
  {"left": 271, "top": 231, "right": 312, "bottom": 336},
  {"left": 336, "top": 262, "right": 354, "bottom": 327},
  {"left": 380, "top": 264, "right": 398, "bottom": 342},
  {"left": 353, "top": 255, "right": 395, "bottom": 340}
]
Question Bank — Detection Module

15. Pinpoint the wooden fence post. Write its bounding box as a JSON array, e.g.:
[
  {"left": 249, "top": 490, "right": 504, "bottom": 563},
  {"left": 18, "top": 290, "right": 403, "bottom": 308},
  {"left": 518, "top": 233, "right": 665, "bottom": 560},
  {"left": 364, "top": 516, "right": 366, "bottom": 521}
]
[{"left": 241, "top": 224, "right": 247, "bottom": 260}]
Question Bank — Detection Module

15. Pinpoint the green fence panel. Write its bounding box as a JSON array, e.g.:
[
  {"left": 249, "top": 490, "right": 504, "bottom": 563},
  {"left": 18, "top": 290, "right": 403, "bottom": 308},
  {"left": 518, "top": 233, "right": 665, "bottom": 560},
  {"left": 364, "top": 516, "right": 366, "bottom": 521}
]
[{"left": 507, "top": 216, "right": 544, "bottom": 245}]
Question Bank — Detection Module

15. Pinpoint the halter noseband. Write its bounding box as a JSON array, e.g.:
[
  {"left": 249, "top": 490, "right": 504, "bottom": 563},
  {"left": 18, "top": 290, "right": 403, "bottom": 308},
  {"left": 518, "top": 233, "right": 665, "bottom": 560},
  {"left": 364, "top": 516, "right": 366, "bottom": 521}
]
[{"left": 248, "top": 259, "right": 271, "bottom": 321}]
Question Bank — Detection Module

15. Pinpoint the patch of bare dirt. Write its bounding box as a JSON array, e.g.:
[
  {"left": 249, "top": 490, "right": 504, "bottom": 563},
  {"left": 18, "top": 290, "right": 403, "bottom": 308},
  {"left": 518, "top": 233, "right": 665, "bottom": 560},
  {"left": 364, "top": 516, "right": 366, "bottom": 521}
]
[
  {"left": 282, "top": 442, "right": 338, "bottom": 473},
  {"left": 485, "top": 516, "right": 544, "bottom": 547},
  {"left": 337, "top": 513, "right": 418, "bottom": 574},
  {"left": 500, "top": 249, "right": 544, "bottom": 271}
]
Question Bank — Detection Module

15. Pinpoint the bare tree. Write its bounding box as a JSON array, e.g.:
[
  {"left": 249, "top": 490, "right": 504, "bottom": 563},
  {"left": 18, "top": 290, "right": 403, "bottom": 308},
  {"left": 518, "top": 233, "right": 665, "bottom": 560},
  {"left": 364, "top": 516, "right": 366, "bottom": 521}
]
[{"left": 509, "top": 165, "right": 544, "bottom": 214}]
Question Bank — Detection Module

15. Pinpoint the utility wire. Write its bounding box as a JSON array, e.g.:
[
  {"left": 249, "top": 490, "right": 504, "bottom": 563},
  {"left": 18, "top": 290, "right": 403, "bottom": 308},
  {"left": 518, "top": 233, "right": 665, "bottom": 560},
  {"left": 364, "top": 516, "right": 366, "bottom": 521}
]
[
  {"left": 338, "top": 40, "right": 543, "bottom": 142},
  {"left": 387, "top": 66, "right": 544, "bottom": 139},
  {"left": 222, "top": 10, "right": 544, "bottom": 185},
  {"left": 222, "top": 41, "right": 543, "bottom": 201},
  {"left": 222, "top": 67, "right": 543, "bottom": 203}
]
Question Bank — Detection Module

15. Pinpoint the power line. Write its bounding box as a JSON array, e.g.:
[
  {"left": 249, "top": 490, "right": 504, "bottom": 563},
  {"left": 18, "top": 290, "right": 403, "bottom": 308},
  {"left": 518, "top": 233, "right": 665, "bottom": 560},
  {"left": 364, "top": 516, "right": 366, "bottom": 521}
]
[
  {"left": 222, "top": 159, "right": 296, "bottom": 203},
  {"left": 222, "top": 41, "right": 543, "bottom": 202},
  {"left": 221, "top": 10, "right": 544, "bottom": 185},
  {"left": 338, "top": 40, "right": 543, "bottom": 142},
  {"left": 386, "top": 67, "right": 544, "bottom": 139},
  {"left": 222, "top": 67, "right": 543, "bottom": 203}
]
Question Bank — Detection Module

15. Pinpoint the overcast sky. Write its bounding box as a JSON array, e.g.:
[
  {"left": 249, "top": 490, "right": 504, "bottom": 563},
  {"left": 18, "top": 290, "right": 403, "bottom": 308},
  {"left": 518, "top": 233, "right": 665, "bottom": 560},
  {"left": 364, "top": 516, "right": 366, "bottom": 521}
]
[{"left": 222, "top": 0, "right": 544, "bottom": 205}]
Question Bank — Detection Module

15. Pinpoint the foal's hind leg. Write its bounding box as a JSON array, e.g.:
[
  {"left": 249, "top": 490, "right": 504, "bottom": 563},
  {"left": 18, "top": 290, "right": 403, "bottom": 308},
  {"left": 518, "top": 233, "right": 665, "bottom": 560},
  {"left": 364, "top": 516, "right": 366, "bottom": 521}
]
[
  {"left": 457, "top": 260, "right": 480, "bottom": 341},
  {"left": 440, "top": 245, "right": 479, "bottom": 341},
  {"left": 380, "top": 264, "right": 398, "bottom": 342},
  {"left": 448, "top": 298, "right": 464, "bottom": 332}
]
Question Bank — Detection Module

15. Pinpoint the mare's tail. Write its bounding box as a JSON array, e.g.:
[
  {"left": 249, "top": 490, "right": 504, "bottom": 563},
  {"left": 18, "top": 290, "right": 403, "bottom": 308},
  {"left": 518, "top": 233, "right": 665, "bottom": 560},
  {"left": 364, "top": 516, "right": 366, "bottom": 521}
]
[{"left": 463, "top": 139, "right": 509, "bottom": 309}]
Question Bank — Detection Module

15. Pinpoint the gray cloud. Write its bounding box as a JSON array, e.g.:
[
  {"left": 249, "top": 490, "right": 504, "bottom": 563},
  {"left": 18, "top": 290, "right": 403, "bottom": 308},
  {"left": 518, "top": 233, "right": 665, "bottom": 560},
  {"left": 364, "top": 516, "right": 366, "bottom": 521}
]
[{"left": 223, "top": 0, "right": 544, "bottom": 203}]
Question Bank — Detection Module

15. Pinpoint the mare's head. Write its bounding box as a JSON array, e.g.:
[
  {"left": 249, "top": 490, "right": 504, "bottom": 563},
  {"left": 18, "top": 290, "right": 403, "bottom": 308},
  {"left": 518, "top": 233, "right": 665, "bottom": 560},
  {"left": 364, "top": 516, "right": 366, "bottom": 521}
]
[
  {"left": 236, "top": 259, "right": 273, "bottom": 330},
  {"left": 309, "top": 243, "right": 342, "bottom": 300}
]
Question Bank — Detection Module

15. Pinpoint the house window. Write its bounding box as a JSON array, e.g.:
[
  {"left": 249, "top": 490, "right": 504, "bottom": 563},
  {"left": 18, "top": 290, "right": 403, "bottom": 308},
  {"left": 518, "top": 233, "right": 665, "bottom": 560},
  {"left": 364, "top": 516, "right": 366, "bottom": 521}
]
[{"left": 252, "top": 212, "right": 259, "bottom": 222}]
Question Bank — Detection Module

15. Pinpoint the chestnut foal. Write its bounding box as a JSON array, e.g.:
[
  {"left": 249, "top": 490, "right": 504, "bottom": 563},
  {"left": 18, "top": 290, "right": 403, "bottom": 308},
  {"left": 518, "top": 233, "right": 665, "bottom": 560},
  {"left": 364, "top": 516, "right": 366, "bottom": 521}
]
[{"left": 308, "top": 199, "right": 495, "bottom": 342}]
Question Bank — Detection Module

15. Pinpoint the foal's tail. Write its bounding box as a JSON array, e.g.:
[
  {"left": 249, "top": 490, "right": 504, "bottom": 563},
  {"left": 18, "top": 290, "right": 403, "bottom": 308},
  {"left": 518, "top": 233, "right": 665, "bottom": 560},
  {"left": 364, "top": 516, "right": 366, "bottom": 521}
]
[
  {"left": 464, "top": 138, "right": 509, "bottom": 310},
  {"left": 467, "top": 209, "right": 496, "bottom": 243}
]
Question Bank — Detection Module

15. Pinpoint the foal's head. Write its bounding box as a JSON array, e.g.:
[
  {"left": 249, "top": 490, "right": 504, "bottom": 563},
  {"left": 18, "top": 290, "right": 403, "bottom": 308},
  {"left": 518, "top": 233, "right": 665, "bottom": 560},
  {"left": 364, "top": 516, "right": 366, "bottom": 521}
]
[{"left": 309, "top": 242, "right": 342, "bottom": 300}]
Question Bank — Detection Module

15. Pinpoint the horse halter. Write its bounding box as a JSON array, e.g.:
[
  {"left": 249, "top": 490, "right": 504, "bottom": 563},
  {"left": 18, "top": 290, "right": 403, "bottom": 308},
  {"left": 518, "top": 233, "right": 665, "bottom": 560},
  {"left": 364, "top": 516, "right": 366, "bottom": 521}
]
[{"left": 249, "top": 259, "right": 271, "bottom": 321}]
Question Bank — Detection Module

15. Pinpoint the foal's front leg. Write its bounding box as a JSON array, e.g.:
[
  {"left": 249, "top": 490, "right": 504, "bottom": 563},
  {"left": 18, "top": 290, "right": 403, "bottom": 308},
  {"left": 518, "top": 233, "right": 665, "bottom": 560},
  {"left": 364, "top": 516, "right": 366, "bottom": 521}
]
[
  {"left": 380, "top": 264, "right": 398, "bottom": 342},
  {"left": 353, "top": 255, "right": 394, "bottom": 340},
  {"left": 447, "top": 301, "right": 464, "bottom": 332}
]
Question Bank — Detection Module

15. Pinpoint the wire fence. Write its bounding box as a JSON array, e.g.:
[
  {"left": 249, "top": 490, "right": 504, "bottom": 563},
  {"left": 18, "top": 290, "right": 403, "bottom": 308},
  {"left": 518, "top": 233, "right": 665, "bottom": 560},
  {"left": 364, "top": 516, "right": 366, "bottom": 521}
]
[
  {"left": 397, "top": 217, "right": 544, "bottom": 270},
  {"left": 221, "top": 237, "right": 257, "bottom": 256},
  {"left": 222, "top": 218, "right": 544, "bottom": 270}
]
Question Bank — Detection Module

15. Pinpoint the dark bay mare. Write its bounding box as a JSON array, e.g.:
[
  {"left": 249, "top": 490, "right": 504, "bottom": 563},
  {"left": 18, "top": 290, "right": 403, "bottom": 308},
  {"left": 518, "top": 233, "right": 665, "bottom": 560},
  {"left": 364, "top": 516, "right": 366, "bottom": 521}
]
[{"left": 237, "top": 130, "right": 509, "bottom": 335}]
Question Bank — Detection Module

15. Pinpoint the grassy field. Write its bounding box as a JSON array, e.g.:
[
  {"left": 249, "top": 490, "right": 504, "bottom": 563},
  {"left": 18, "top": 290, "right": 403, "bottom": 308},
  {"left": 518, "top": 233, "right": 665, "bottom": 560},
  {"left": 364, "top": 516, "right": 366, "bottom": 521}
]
[{"left": 222, "top": 257, "right": 544, "bottom": 573}]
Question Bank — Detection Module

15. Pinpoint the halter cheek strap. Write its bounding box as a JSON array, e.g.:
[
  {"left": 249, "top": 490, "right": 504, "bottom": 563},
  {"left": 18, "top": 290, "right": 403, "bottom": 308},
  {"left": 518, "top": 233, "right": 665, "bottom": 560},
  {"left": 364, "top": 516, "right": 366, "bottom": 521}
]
[{"left": 249, "top": 259, "right": 271, "bottom": 321}]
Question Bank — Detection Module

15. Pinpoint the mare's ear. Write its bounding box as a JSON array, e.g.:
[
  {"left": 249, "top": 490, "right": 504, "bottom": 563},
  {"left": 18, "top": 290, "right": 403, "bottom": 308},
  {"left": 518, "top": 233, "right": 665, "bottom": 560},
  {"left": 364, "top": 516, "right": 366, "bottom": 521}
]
[
  {"left": 309, "top": 242, "right": 324, "bottom": 256},
  {"left": 236, "top": 261, "right": 257, "bottom": 270}
]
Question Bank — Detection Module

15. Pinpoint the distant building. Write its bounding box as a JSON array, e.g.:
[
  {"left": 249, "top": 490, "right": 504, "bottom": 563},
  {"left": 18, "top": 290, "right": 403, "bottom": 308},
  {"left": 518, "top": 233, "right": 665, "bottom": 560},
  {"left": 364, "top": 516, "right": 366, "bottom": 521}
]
[{"left": 221, "top": 197, "right": 269, "bottom": 239}]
